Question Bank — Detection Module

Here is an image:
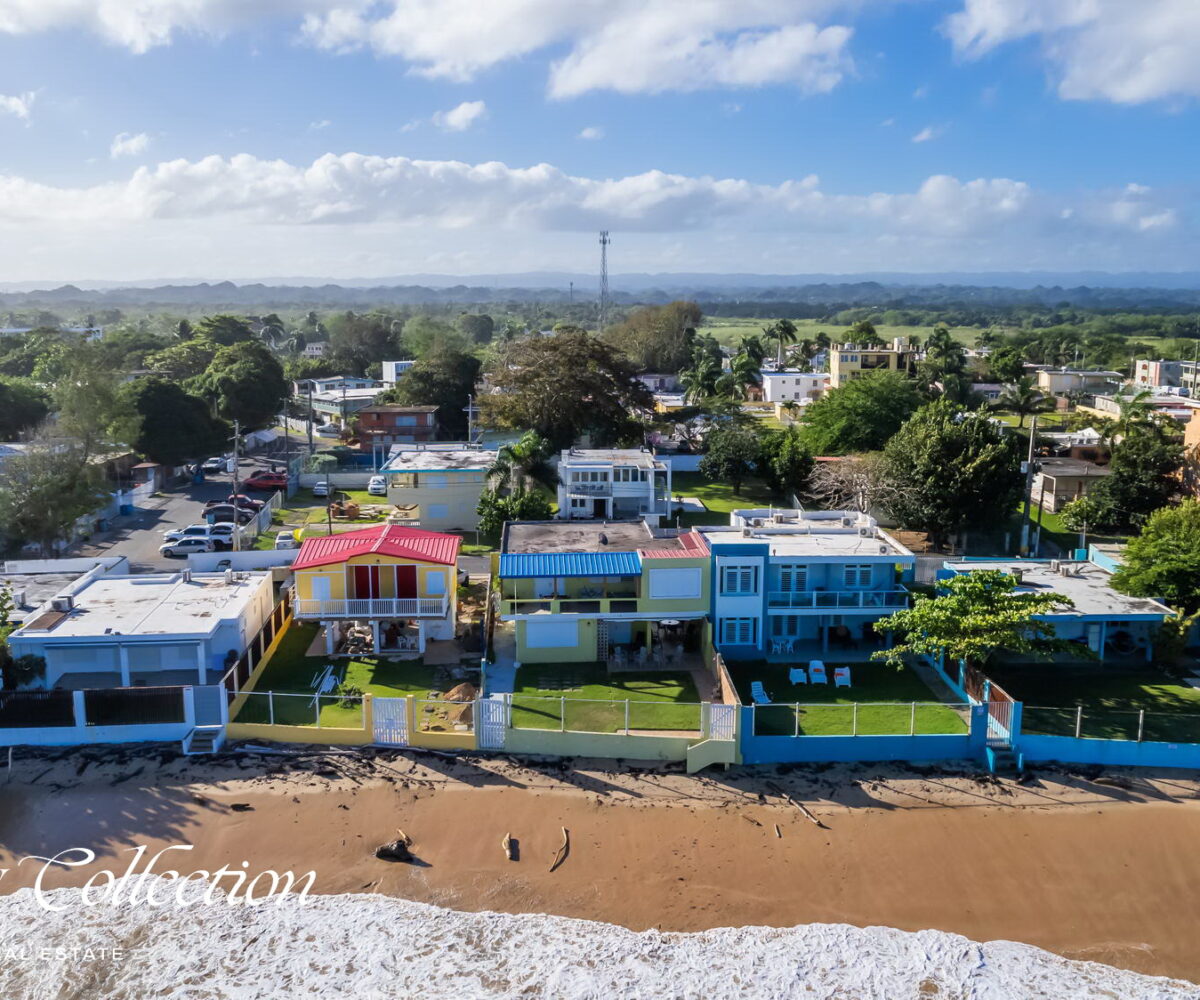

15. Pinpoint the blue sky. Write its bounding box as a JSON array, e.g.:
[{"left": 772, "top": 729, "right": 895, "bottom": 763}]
[{"left": 0, "top": 0, "right": 1196, "bottom": 281}]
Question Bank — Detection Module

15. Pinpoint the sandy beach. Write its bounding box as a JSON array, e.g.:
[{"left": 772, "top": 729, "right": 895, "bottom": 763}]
[{"left": 1, "top": 744, "right": 1198, "bottom": 985}]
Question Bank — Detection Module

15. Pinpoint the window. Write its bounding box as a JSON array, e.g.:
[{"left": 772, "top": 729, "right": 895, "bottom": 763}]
[
  {"left": 720, "top": 618, "right": 757, "bottom": 645},
  {"left": 570, "top": 497, "right": 588, "bottom": 509},
  {"left": 614, "top": 467, "right": 646, "bottom": 483},
  {"left": 778, "top": 565, "right": 807, "bottom": 592},
  {"left": 721, "top": 565, "right": 759, "bottom": 595},
  {"left": 649, "top": 567, "right": 702, "bottom": 599},
  {"left": 772, "top": 615, "right": 800, "bottom": 638},
  {"left": 844, "top": 564, "right": 872, "bottom": 587},
  {"left": 425, "top": 571, "right": 446, "bottom": 595}
]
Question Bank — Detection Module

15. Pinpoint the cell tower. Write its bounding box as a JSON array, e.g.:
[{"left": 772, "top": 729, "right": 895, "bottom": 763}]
[{"left": 598, "top": 230, "right": 611, "bottom": 333}]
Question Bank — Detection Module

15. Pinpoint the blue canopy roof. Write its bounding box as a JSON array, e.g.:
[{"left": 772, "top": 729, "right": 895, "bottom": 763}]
[{"left": 499, "top": 551, "right": 642, "bottom": 578}]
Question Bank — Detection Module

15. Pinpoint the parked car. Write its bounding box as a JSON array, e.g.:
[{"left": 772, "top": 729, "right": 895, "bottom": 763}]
[
  {"left": 205, "top": 504, "right": 255, "bottom": 525},
  {"left": 367, "top": 475, "right": 388, "bottom": 496},
  {"left": 162, "top": 524, "right": 215, "bottom": 543},
  {"left": 311, "top": 481, "right": 330, "bottom": 497},
  {"left": 316, "top": 423, "right": 341, "bottom": 436},
  {"left": 243, "top": 471, "right": 288, "bottom": 491},
  {"left": 201, "top": 456, "right": 226, "bottom": 473},
  {"left": 228, "top": 493, "right": 265, "bottom": 509},
  {"left": 159, "top": 537, "right": 214, "bottom": 558},
  {"left": 207, "top": 523, "right": 245, "bottom": 550},
  {"left": 274, "top": 530, "right": 298, "bottom": 550},
  {"left": 204, "top": 496, "right": 261, "bottom": 513}
]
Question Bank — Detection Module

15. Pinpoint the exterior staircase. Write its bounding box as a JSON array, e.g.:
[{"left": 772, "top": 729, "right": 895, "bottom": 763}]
[
  {"left": 986, "top": 744, "right": 1023, "bottom": 776},
  {"left": 182, "top": 726, "right": 225, "bottom": 755}
]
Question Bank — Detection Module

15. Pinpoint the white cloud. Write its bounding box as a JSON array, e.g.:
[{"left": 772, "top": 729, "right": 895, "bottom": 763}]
[
  {"left": 945, "top": 0, "right": 1200, "bottom": 104},
  {"left": 110, "top": 132, "right": 151, "bottom": 158},
  {"left": 309, "top": 119, "right": 332, "bottom": 130},
  {"left": 0, "top": 91, "right": 36, "bottom": 120},
  {"left": 912, "top": 84, "right": 929, "bottom": 99},
  {"left": 911, "top": 125, "right": 939, "bottom": 143},
  {"left": 0, "top": 1, "right": 862, "bottom": 97},
  {"left": 578, "top": 125, "right": 604, "bottom": 140},
  {"left": 430, "top": 100, "right": 487, "bottom": 132}
]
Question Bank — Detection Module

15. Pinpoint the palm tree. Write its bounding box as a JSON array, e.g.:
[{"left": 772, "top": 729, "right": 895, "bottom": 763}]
[
  {"left": 1104, "top": 388, "right": 1160, "bottom": 444},
  {"left": 680, "top": 356, "right": 721, "bottom": 403},
  {"left": 737, "top": 334, "right": 767, "bottom": 366},
  {"left": 488, "top": 430, "right": 558, "bottom": 496},
  {"left": 923, "top": 324, "right": 964, "bottom": 375},
  {"left": 259, "top": 323, "right": 285, "bottom": 349},
  {"left": 762, "top": 319, "right": 798, "bottom": 367},
  {"left": 779, "top": 399, "right": 801, "bottom": 423},
  {"left": 992, "top": 376, "right": 1055, "bottom": 428}
]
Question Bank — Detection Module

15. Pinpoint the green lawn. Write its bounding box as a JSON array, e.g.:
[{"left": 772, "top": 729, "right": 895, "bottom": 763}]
[
  {"left": 235, "top": 622, "right": 440, "bottom": 728},
  {"left": 510, "top": 662, "right": 703, "bottom": 733},
  {"left": 670, "top": 470, "right": 777, "bottom": 528},
  {"left": 729, "top": 659, "right": 967, "bottom": 736},
  {"left": 984, "top": 663, "right": 1200, "bottom": 742}
]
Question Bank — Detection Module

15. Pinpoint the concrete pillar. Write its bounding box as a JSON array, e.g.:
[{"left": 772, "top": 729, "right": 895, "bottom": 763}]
[
  {"left": 417, "top": 621, "right": 426, "bottom": 654},
  {"left": 821, "top": 617, "right": 829, "bottom": 652},
  {"left": 71, "top": 690, "right": 86, "bottom": 728},
  {"left": 118, "top": 645, "right": 131, "bottom": 687},
  {"left": 196, "top": 644, "right": 207, "bottom": 685},
  {"left": 370, "top": 620, "right": 381, "bottom": 654},
  {"left": 324, "top": 621, "right": 336, "bottom": 655}
]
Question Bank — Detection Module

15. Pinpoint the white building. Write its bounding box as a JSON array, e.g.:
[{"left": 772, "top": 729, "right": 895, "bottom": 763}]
[
  {"left": 381, "top": 360, "right": 417, "bottom": 385},
  {"left": 556, "top": 448, "right": 672, "bottom": 523},
  {"left": 1, "top": 556, "right": 129, "bottom": 626},
  {"left": 381, "top": 444, "right": 498, "bottom": 531},
  {"left": 761, "top": 370, "right": 830, "bottom": 403},
  {"left": 8, "top": 570, "right": 275, "bottom": 689},
  {"left": 302, "top": 341, "right": 328, "bottom": 358}
]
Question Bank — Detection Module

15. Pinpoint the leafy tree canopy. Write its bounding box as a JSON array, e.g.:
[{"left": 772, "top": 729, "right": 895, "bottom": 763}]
[
  {"left": 603, "top": 301, "right": 701, "bottom": 374},
  {"left": 376, "top": 348, "right": 481, "bottom": 439},
  {"left": 1111, "top": 500, "right": 1200, "bottom": 615},
  {"left": 191, "top": 340, "right": 288, "bottom": 430},
  {"left": 1072, "top": 427, "right": 1182, "bottom": 531},
  {"left": 458, "top": 313, "right": 495, "bottom": 344},
  {"left": 799, "top": 371, "right": 923, "bottom": 455},
  {"left": 121, "top": 378, "right": 230, "bottom": 467},
  {"left": 0, "top": 439, "right": 110, "bottom": 554},
  {"left": 873, "top": 570, "right": 1083, "bottom": 668},
  {"left": 699, "top": 424, "right": 762, "bottom": 494},
  {"left": 195, "top": 314, "right": 254, "bottom": 346},
  {"left": 881, "top": 399, "right": 1023, "bottom": 547},
  {"left": 759, "top": 425, "right": 813, "bottom": 498},
  {"left": 476, "top": 487, "right": 553, "bottom": 537},
  {"left": 0, "top": 376, "right": 50, "bottom": 439},
  {"left": 481, "top": 330, "right": 652, "bottom": 451}
]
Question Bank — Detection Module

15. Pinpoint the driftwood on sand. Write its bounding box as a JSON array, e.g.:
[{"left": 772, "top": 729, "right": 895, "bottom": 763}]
[
  {"left": 375, "top": 828, "right": 414, "bottom": 863},
  {"left": 549, "top": 827, "right": 569, "bottom": 872},
  {"left": 502, "top": 832, "right": 515, "bottom": 861},
  {"left": 766, "top": 781, "right": 826, "bottom": 829}
]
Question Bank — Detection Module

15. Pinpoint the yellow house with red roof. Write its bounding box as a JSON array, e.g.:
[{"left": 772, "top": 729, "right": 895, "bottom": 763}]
[{"left": 291, "top": 524, "right": 460, "bottom": 656}]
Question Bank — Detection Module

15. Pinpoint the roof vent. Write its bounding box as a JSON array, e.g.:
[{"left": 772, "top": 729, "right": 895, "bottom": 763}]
[
  {"left": 224, "top": 568, "right": 234, "bottom": 585},
  {"left": 50, "top": 595, "right": 74, "bottom": 612}
]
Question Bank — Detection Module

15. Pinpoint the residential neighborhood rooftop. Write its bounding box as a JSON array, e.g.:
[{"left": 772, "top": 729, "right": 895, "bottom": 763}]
[
  {"left": 380, "top": 447, "right": 497, "bottom": 472},
  {"left": 503, "top": 519, "right": 687, "bottom": 554},
  {"left": 700, "top": 509, "right": 915, "bottom": 560},
  {"left": 292, "top": 524, "right": 461, "bottom": 569},
  {"left": 943, "top": 559, "right": 1174, "bottom": 618},
  {"left": 12, "top": 571, "right": 269, "bottom": 638},
  {"left": 1036, "top": 457, "right": 1111, "bottom": 477},
  {"left": 310, "top": 387, "right": 385, "bottom": 404},
  {"left": 558, "top": 447, "right": 665, "bottom": 469}
]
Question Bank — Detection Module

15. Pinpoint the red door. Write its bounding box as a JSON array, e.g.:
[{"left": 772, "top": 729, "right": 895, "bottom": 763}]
[
  {"left": 395, "top": 564, "right": 418, "bottom": 598},
  {"left": 353, "top": 565, "right": 381, "bottom": 598}
]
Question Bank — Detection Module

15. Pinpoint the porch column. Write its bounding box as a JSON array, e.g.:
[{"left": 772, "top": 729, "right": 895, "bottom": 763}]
[
  {"left": 417, "top": 621, "right": 426, "bottom": 654},
  {"left": 821, "top": 617, "right": 829, "bottom": 652},
  {"left": 1097, "top": 620, "right": 1107, "bottom": 656},
  {"left": 196, "top": 644, "right": 207, "bottom": 685},
  {"left": 118, "top": 645, "right": 131, "bottom": 687},
  {"left": 324, "top": 621, "right": 337, "bottom": 655},
  {"left": 371, "top": 620, "right": 381, "bottom": 654}
]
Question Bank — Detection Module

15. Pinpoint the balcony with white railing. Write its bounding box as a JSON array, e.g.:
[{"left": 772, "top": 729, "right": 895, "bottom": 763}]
[
  {"left": 566, "top": 481, "right": 612, "bottom": 497},
  {"left": 766, "top": 589, "right": 909, "bottom": 612},
  {"left": 292, "top": 594, "right": 450, "bottom": 619}
]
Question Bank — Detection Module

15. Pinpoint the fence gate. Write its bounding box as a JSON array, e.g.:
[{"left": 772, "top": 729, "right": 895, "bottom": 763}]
[
  {"left": 477, "top": 697, "right": 508, "bottom": 750},
  {"left": 373, "top": 697, "right": 409, "bottom": 746},
  {"left": 709, "top": 703, "right": 737, "bottom": 742},
  {"left": 192, "top": 685, "right": 225, "bottom": 726},
  {"left": 986, "top": 700, "right": 1014, "bottom": 746}
]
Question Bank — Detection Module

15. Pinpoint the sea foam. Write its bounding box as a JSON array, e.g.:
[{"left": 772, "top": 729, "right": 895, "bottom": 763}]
[{"left": 0, "top": 885, "right": 1194, "bottom": 999}]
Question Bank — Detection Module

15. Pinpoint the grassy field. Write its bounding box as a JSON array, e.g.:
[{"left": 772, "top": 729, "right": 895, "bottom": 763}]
[
  {"left": 728, "top": 659, "right": 967, "bottom": 736},
  {"left": 670, "top": 470, "right": 778, "bottom": 528},
  {"left": 234, "top": 622, "right": 440, "bottom": 728},
  {"left": 698, "top": 317, "right": 1001, "bottom": 349},
  {"left": 984, "top": 663, "right": 1200, "bottom": 741},
  {"left": 510, "top": 662, "right": 703, "bottom": 732}
]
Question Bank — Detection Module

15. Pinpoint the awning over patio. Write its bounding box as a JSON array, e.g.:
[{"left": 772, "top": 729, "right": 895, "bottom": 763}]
[{"left": 499, "top": 551, "right": 641, "bottom": 578}]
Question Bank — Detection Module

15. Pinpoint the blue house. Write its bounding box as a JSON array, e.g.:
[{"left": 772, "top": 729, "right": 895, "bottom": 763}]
[
  {"left": 699, "top": 510, "right": 915, "bottom": 660},
  {"left": 940, "top": 558, "right": 1175, "bottom": 659}
]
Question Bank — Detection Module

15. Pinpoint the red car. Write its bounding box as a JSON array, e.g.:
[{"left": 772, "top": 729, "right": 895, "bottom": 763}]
[{"left": 243, "top": 472, "right": 288, "bottom": 491}]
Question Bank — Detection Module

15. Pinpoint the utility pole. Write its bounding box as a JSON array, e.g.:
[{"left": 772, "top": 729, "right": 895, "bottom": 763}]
[
  {"left": 231, "top": 419, "right": 242, "bottom": 553},
  {"left": 1019, "top": 413, "right": 1038, "bottom": 556},
  {"left": 598, "top": 230, "right": 610, "bottom": 334},
  {"left": 466, "top": 392, "right": 474, "bottom": 445},
  {"left": 307, "top": 383, "right": 314, "bottom": 452},
  {"left": 568, "top": 280, "right": 574, "bottom": 304}
]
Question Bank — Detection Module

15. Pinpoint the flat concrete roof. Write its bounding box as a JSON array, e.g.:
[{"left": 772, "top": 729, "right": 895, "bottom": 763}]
[
  {"left": 504, "top": 520, "right": 685, "bottom": 554},
  {"left": 1, "top": 574, "right": 80, "bottom": 621},
  {"left": 944, "top": 560, "right": 1173, "bottom": 617},
  {"left": 311, "top": 387, "right": 384, "bottom": 403},
  {"left": 559, "top": 449, "right": 664, "bottom": 469},
  {"left": 1037, "top": 457, "right": 1111, "bottom": 478},
  {"left": 381, "top": 448, "right": 497, "bottom": 472},
  {"left": 700, "top": 525, "right": 913, "bottom": 560},
  {"left": 15, "top": 572, "right": 268, "bottom": 639}
]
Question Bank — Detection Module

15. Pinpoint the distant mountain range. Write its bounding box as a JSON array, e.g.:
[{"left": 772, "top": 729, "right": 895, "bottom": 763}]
[{"left": 0, "top": 272, "right": 1198, "bottom": 311}]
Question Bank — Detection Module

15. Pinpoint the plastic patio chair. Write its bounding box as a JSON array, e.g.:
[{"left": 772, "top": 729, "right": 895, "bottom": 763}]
[
  {"left": 751, "top": 681, "right": 772, "bottom": 705},
  {"left": 834, "top": 666, "right": 851, "bottom": 688},
  {"left": 808, "top": 661, "right": 828, "bottom": 684},
  {"left": 788, "top": 666, "right": 807, "bottom": 685}
]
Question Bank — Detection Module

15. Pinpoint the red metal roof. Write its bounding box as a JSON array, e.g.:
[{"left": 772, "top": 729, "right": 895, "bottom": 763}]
[
  {"left": 293, "top": 524, "right": 461, "bottom": 570},
  {"left": 639, "top": 529, "right": 710, "bottom": 559}
]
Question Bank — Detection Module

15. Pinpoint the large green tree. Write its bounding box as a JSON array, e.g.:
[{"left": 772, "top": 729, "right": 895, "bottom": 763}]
[
  {"left": 603, "top": 301, "right": 700, "bottom": 374},
  {"left": 146, "top": 338, "right": 219, "bottom": 381},
  {"left": 458, "top": 313, "right": 495, "bottom": 344},
  {"left": 401, "top": 315, "right": 465, "bottom": 359},
  {"left": 1064, "top": 426, "right": 1182, "bottom": 531},
  {"left": 121, "top": 378, "right": 230, "bottom": 467},
  {"left": 488, "top": 431, "right": 558, "bottom": 495},
  {"left": 481, "top": 330, "right": 652, "bottom": 451},
  {"left": 799, "top": 371, "right": 923, "bottom": 455},
  {"left": 699, "top": 424, "right": 762, "bottom": 494},
  {"left": 882, "top": 400, "right": 1023, "bottom": 547},
  {"left": 476, "top": 487, "right": 553, "bottom": 537},
  {"left": 52, "top": 347, "right": 141, "bottom": 460},
  {"left": 872, "top": 570, "right": 1083, "bottom": 669},
  {"left": 191, "top": 341, "right": 288, "bottom": 430},
  {"left": 0, "top": 439, "right": 110, "bottom": 555},
  {"left": 1111, "top": 500, "right": 1200, "bottom": 614},
  {"left": 0, "top": 377, "right": 50, "bottom": 438},
  {"left": 195, "top": 314, "right": 254, "bottom": 346},
  {"left": 377, "top": 348, "right": 481, "bottom": 439},
  {"left": 758, "top": 425, "right": 813, "bottom": 498},
  {"left": 991, "top": 376, "right": 1054, "bottom": 428}
]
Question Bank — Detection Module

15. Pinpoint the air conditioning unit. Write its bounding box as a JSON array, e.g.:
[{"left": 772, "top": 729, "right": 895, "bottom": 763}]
[
  {"left": 741, "top": 527, "right": 753, "bottom": 537},
  {"left": 1049, "top": 560, "right": 1061, "bottom": 572},
  {"left": 879, "top": 545, "right": 889, "bottom": 555},
  {"left": 841, "top": 517, "right": 853, "bottom": 528},
  {"left": 50, "top": 595, "right": 74, "bottom": 612},
  {"left": 224, "top": 568, "right": 235, "bottom": 584},
  {"left": 858, "top": 527, "right": 872, "bottom": 537},
  {"left": 10, "top": 589, "right": 26, "bottom": 607},
  {"left": 752, "top": 518, "right": 764, "bottom": 527}
]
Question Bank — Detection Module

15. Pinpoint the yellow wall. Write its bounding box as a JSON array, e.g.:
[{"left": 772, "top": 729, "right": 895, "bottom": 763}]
[
  {"left": 504, "top": 726, "right": 693, "bottom": 761},
  {"left": 515, "top": 618, "right": 598, "bottom": 662},
  {"left": 295, "top": 555, "right": 451, "bottom": 601},
  {"left": 638, "top": 556, "right": 710, "bottom": 615},
  {"left": 226, "top": 722, "right": 373, "bottom": 745}
]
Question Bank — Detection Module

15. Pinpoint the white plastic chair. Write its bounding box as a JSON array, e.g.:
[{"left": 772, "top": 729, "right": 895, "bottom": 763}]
[
  {"left": 770, "top": 639, "right": 782, "bottom": 655},
  {"left": 834, "top": 666, "right": 851, "bottom": 688},
  {"left": 808, "top": 661, "right": 828, "bottom": 684},
  {"left": 788, "top": 666, "right": 807, "bottom": 685},
  {"left": 751, "top": 681, "right": 772, "bottom": 705}
]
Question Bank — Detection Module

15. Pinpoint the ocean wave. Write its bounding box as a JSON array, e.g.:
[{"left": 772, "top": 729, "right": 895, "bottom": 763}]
[{"left": 0, "top": 885, "right": 1194, "bottom": 999}]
